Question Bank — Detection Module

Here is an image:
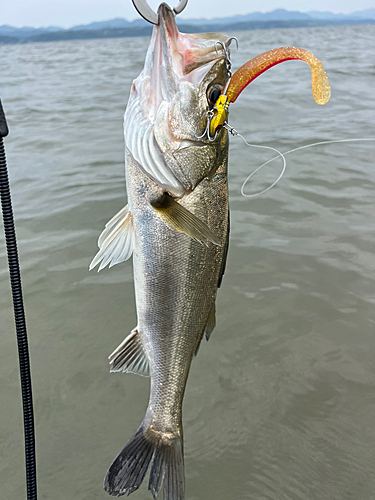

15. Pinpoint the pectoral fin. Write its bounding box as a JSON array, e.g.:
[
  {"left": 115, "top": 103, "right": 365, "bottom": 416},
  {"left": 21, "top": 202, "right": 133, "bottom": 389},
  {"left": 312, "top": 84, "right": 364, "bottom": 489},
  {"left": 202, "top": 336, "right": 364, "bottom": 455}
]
[
  {"left": 149, "top": 193, "right": 221, "bottom": 247},
  {"left": 89, "top": 204, "right": 135, "bottom": 272}
]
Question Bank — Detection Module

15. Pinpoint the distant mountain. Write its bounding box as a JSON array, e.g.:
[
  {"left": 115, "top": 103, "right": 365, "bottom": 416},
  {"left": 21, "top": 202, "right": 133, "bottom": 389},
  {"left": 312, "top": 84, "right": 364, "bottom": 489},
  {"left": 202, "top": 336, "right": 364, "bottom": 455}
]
[
  {"left": 1, "top": 8, "right": 374, "bottom": 44},
  {"left": 178, "top": 7, "right": 375, "bottom": 24},
  {"left": 0, "top": 24, "right": 65, "bottom": 40},
  {"left": 306, "top": 11, "right": 348, "bottom": 20},
  {"left": 28, "top": 26, "right": 153, "bottom": 42},
  {"left": 351, "top": 8, "right": 375, "bottom": 19},
  {"left": 179, "top": 8, "right": 312, "bottom": 25},
  {"left": 307, "top": 8, "right": 375, "bottom": 20},
  {"left": 0, "top": 34, "right": 19, "bottom": 44},
  {"left": 70, "top": 18, "right": 148, "bottom": 31},
  {"left": 70, "top": 18, "right": 131, "bottom": 30}
]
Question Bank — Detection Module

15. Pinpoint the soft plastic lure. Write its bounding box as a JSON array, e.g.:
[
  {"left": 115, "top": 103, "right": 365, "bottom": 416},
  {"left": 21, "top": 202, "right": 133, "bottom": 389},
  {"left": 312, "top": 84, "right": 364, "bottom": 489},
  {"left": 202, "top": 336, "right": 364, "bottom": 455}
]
[{"left": 210, "top": 46, "right": 331, "bottom": 136}]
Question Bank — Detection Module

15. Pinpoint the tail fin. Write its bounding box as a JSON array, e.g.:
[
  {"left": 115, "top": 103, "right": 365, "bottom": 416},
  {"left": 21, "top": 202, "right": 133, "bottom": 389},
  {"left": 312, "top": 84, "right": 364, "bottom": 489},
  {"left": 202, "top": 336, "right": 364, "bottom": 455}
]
[{"left": 104, "top": 423, "right": 184, "bottom": 499}]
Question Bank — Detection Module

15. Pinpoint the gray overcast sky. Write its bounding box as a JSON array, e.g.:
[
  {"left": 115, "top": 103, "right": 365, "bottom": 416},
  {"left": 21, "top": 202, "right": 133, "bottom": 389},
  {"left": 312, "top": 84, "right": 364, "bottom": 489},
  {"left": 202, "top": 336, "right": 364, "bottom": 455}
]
[{"left": 1, "top": 0, "right": 374, "bottom": 28}]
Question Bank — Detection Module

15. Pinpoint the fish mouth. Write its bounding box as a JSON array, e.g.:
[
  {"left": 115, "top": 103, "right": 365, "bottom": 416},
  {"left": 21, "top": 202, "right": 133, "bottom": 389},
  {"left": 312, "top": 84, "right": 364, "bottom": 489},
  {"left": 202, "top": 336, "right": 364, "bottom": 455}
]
[
  {"left": 157, "top": 3, "right": 179, "bottom": 41},
  {"left": 140, "top": 3, "right": 229, "bottom": 126},
  {"left": 155, "top": 3, "right": 228, "bottom": 83}
]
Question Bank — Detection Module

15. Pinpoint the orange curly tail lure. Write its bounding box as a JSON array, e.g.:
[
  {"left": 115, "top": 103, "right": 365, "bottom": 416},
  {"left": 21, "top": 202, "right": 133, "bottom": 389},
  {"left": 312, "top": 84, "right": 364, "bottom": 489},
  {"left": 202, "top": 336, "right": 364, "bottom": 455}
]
[{"left": 210, "top": 46, "right": 331, "bottom": 135}]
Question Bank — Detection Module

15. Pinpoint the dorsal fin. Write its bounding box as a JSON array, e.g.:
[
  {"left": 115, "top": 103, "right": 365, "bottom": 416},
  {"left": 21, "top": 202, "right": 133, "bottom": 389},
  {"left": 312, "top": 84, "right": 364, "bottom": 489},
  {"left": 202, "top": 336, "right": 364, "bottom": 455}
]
[{"left": 218, "top": 210, "right": 230, "bottom": 288}]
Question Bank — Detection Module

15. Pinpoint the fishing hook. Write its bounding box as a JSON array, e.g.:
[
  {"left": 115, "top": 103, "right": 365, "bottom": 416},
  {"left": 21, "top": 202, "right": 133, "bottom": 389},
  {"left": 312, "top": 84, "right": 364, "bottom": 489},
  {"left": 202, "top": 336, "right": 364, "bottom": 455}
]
[
  {"left": 132, "top": 0, "right": 188, "bottom": 25},
  {"left": 196, "top": 38, "right": 239, "bottom": 141},
  {"left": 215, "top": 37, "right": 238, "bottom": 77},
  {"left": 195, "top": 110, "right": 218, "bottom": 142}
]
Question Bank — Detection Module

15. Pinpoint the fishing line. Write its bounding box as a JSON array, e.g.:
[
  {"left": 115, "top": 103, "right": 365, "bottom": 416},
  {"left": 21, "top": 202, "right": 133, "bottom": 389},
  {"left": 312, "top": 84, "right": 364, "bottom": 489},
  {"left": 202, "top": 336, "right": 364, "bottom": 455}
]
[
  {"left": 225, "top": 127, "right": 375, "bottom": 198},
  {"left": 224, "top": 122, "right": 287, "bottom": 197}
]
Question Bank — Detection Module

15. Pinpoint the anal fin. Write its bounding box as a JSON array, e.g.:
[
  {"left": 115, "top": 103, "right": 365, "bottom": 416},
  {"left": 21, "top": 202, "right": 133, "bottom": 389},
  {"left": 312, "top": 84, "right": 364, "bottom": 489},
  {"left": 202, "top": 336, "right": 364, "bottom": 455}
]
[
  {"left": 109, "top": 329, "right": 150, "bottom": 377},
  {"left": 149, "top": 192, "right": 221, "bottom": 247}
]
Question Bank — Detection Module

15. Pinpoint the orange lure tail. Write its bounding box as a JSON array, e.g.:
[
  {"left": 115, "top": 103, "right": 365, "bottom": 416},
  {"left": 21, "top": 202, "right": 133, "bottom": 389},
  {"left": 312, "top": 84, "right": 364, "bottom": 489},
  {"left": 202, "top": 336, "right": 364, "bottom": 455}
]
[{"left": 226, "top": 46, "right": 331, "bottom": 105}]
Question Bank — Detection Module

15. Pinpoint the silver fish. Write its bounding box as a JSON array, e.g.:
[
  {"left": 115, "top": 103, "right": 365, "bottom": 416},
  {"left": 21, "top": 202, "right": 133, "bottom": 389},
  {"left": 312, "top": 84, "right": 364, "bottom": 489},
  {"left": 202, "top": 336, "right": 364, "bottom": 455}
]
[
  {"left": 90, "top": 1, "right": 332, "bottom": 498},
  {"left": 90, "top": 3, "right": 230, "bottom": 499}
]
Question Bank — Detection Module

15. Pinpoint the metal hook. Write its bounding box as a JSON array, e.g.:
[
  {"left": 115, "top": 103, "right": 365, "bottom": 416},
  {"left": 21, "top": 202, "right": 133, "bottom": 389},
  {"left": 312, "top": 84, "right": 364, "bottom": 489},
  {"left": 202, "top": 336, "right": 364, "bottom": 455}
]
[
  {"left": 214, "top": 41, "right": 229, "bottom": 59},
  {"left": 226, "top": 37, "right": 239, "bottom": 51},
  {"left": 215, "top": 41, "right": 231, "bottom": 76},
  {"left": 196, "top": 38, "right": 239, "bottom": 141},
  {"left": 215, "top": 37, "right": 238, "bottom": 77},
  {"left": 131, "top": 0, "right": 188, "bottom": 25},
  {"left": 195, "top": 110, "right": 218, "bottom": 142},
  {"left": 173, "top": 0, "right": 188, "bottom": 15}
]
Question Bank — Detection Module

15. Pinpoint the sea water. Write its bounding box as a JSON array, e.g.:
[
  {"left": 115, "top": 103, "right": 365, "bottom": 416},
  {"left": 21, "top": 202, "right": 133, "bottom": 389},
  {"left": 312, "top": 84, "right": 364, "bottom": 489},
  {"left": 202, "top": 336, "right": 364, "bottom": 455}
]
[{"left": 0, "top": 24, "right": 375, "bottom": 500}]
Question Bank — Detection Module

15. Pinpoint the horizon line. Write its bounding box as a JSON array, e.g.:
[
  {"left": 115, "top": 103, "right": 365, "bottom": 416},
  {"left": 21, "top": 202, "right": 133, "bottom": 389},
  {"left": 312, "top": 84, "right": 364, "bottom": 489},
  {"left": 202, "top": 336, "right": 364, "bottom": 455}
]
[{"left": 1, "top": 7, "right": 373, "bottom": 30}]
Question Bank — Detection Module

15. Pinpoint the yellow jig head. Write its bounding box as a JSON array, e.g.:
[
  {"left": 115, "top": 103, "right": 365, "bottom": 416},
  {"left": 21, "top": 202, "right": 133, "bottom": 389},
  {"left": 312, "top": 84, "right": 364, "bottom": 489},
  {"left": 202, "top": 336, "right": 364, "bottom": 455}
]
[{"left": 209, "top": 94, "right": 230, "bottom": 137}]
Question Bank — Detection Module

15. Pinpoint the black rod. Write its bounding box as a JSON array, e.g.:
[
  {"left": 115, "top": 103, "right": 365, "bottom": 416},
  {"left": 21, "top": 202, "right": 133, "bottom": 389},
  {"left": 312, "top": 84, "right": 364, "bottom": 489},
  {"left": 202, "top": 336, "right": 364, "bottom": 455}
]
[{"left": 0, "top": 99, "right": 37, "bottom": 500}]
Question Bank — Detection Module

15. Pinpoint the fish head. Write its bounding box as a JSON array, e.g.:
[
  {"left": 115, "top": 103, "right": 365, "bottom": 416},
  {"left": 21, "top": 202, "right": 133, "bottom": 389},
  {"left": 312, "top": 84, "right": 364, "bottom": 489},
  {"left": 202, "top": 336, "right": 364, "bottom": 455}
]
[{"left": 125, "top": 3, "right": 230, "bottom": 194}]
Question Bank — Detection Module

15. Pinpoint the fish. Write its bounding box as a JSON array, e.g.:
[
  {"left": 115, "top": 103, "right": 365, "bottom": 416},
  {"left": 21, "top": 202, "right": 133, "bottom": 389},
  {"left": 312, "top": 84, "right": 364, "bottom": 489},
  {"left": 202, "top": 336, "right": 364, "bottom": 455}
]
[
  {"left": 90, "top": 4, "right": 231, "bottom": 499},
  {"left": 90, "top": 3, "right": 331, "bottom": 499}
]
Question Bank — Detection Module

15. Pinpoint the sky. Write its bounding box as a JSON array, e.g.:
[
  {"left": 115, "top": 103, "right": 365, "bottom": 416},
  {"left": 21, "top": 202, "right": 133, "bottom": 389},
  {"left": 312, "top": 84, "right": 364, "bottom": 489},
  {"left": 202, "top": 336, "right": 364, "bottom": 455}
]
[{"left": 1, "top": 0, "right": 374, "bottom": 28}]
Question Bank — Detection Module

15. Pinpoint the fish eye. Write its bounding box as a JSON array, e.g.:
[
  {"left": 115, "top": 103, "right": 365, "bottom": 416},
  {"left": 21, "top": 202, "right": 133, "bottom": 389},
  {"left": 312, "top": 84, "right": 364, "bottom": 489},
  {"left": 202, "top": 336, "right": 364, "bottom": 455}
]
[{"left": 207, "top": 84, "right": 223, "bottom": 108}]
